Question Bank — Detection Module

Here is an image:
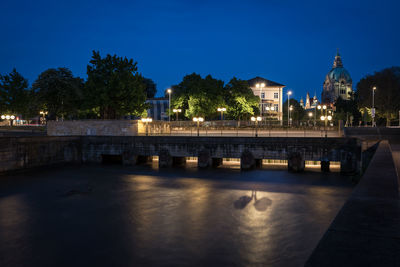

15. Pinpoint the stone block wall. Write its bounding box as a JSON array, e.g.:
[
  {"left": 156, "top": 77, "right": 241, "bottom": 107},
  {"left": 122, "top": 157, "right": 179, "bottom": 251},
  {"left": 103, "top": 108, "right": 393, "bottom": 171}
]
[
  {"left": 47, "top": 120, "right": 140, "bottom": 136},
  {"left": 0, "top": 136, "right": 81, "bottom": 173}
]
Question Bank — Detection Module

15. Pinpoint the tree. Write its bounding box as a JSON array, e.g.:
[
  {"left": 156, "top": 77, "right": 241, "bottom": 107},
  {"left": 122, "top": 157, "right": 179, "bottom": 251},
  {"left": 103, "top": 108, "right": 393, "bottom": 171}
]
[
  {"left": 357, "top": 67, "right": 400, "bottom": 126},
  {"left": 143, "top": 78, "right": 157, "bottom": 98},
  {"left": 334, "top": 94, "right": 361, "bottom": 125},
  {"left": 225, "top": 77, "right": 259, "bottom": 120},
  {"left": 85, "top": 51, "right": 147, "bottom": 119},
  {"left": 282, "top": 99, "right": 304, "bottom": 126},
  {"left": 0, "top": 69, "right": 35, "bottom": 118},
  {"left": 32, "top": 68, "right": 84, "bottom": 120},
  {"left": 171, "top": 73, "right": 225, "bottom": 119}
]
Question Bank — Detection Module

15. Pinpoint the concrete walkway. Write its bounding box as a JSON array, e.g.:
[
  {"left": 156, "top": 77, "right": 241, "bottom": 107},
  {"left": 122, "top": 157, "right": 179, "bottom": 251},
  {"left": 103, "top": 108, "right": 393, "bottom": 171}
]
[{"left": 305, "top": 141, "right": 400, "bottom": 267}]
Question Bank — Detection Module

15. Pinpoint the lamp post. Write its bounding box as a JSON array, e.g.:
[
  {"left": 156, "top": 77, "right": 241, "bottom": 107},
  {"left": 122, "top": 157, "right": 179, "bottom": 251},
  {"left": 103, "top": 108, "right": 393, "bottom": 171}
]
[
  {"left": 251, "top": 116, "right": 262, "bottom": 137},
  {"left": 193, "top": 117, "right": 204, "bottom": 136},
  {"left": 372, "top": 86, "right": 376, "bottom": 127},
  {"left": 217, "top": 107, "right": 226, "bottom": 121},
  {"left": 256, "top": 83, "right": 265, "bottom": 115},
  {"left": 1, "top": 114, "right": 15, "bottom": 126},
  {"left": 167, "top": 88, "right": 172, "bottom": 122},
  {"left": 320, "top": 115, "right": 332, "bottom": 138},
  {"left": 173, "top": 108, "right": 181, "bottom": 121},
  {"left": 308, "top": 112, "right": 313, "bottom": 126},
  {"left": 314, "top": 106, "right": 317, "bottom": 126},
  {"left": 287, "top": 91, "right": 292, "bottom": 126},
  {"left": 141, "top": 118, "right": 152, "bottom": 136},
  {"left": 289, "top": 105, "right": 293, "bottom": 126},
  {"left": 39, "top": 111, "right": 48, "bottom": 125}
]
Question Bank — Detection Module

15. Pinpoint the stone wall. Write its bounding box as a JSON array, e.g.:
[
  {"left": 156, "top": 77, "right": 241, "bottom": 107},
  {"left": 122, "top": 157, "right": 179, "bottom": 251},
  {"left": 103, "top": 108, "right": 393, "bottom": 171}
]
[
  {"left": 0, "top": 136, "right": 362, "bottom": 174},
  {"left": 47, "top": 120, "right": 140, "bottom": 136},
  {"left": 0, "top": 136, "right": 81, "bottom": 173},
  {"left": 47, "top": 120, "right": 171, "bottom": 136}
]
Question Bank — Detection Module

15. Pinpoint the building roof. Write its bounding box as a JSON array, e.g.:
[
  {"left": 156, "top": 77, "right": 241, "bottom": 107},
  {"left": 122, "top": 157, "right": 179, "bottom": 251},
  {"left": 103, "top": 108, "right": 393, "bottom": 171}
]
[{"left": 247, "top": 76, "right": 285, "bottom": 87}]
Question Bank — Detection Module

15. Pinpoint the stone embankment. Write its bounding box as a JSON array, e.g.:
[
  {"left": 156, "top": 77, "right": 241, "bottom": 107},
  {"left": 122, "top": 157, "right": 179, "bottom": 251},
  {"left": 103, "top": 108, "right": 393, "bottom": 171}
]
[
  {"left": 0, "top": 136, "right": 361, "bottom": 174},
  {"left": 305, "top": 140, "right": 400, "bottom": 266}
]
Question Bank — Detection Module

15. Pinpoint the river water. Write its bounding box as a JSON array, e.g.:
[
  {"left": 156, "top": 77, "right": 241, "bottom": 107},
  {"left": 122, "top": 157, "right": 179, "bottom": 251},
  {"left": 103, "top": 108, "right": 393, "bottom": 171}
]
[{"left": 0, "top": 162, "right": 353, "bottom": 267}]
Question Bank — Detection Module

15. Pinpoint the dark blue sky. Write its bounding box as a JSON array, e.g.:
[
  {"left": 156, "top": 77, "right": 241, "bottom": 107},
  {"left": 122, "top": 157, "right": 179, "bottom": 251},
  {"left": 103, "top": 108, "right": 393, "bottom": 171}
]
[{"left": 1, "top": 0, "right": 399, "bottom": 100}]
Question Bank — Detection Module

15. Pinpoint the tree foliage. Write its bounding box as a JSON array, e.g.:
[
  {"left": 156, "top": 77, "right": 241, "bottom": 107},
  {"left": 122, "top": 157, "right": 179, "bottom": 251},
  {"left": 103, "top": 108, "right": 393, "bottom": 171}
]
[
  {"left": 32, "top": 67, "right": 84, "bottom": 120},
  {"left": 85, "top": 51, "right": 147, "bottom": 119},
  {"left": 225, "top": 77, "right": 259, "bottom": 120},
  {"left": 171, "top": 74, "right": 259, "bottom": 120},
  {"left": 356, "top": 67, "right": 400, "bottom": 125},
  {"left": 334, "top": 94, "right": 361, "bottom": 125},
  {"left": 171, "top": 73, "right": 225, "bottom": 119},
  {"left": 0, "top": 69, "right": 35, "bottom": 118},
  {"left": 282, "top": 99, "right": 304, "bottom": 125},
  {"left": 143, "top": 78, "right": 157, "bottom": 98}
]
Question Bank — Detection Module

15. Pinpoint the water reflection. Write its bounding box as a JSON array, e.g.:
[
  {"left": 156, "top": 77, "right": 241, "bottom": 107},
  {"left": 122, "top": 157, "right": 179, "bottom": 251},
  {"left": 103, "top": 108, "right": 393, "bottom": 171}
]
[
  {"left": 0, "top": 165, "right": 354, "bottom": 267},
  {"left": 234, "top": 190, "right": 272, "bottom": 211}
]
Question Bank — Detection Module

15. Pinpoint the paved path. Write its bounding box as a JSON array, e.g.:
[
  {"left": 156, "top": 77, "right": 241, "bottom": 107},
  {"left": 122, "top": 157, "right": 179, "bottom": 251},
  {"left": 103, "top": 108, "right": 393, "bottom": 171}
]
[{"left": 305, "top": 141, "right": 400, "bottom": 267}]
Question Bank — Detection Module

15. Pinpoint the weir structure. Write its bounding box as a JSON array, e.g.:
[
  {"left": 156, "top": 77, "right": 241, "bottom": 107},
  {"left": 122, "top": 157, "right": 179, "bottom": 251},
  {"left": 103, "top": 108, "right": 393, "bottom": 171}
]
[
  {"left": 83, "top": 136, "right": 360, "bottom": 173},
  {"left": 0, "top": 136, "right": 361, "bottom": 174}
]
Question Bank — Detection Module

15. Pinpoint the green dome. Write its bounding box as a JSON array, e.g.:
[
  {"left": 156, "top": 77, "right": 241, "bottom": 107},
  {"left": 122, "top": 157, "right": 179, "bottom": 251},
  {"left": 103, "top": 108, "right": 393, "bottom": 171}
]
[{"left": 327, "top": 67, "right": 352, "bottom": 83}]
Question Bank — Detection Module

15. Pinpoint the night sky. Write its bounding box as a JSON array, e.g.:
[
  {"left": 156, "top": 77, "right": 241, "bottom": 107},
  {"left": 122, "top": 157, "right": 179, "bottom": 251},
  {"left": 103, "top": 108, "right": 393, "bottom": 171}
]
[{"left": 1, "top": 0, "right": 399, "bottom": 100}]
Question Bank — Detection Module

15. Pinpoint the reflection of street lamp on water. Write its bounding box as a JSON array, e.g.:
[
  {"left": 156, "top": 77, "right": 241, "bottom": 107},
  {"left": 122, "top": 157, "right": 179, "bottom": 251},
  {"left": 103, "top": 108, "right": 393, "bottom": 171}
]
[
  {"left": 173, "top": 108, "right": 181, "bottom": 121},
  {"left": 217, "top": 107, "right": 226, "bottom": 121},
  {"left": 251, "top": 116, "right": 262, "bottom": 137},
  {"left": 141, "top": 117, "right": 152, "bottom": 136},
  {"left": 193, "top": 117, "right": 204, "bottom": 136}
]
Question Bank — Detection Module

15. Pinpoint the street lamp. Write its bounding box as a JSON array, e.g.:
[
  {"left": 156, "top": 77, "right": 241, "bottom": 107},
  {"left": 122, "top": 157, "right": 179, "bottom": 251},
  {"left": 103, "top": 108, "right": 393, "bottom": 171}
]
[
  {"left": 308, "top": 112, "right": 313, "bottom": 126},
  {"left": 256, "top": 83, "right": 265, "bottom": 115},
  {"left": 141, "top": 117, "right": 152, "bottom": 136},
  {"left": 1, "top": 114, "right": 15, "bottom": 126},
  {"left": 39, "top": 111, "right": 48, "bottom": 125},
  {"left": 287, "top": 91, "right": 292, "bottom": 126},
  {"left": 289, "top": 105, "right": 293, "bottom": 126},
  {"left": 173, "top": 108, "right": 181, "bottom": 121},
  {"left": 217, "top": 107, "right": 226, "bottom": 121},
  {"left": 167, "top": 88, "right": 172, "bottom": 122},
  {"left": 193, "top": 117, "right": 204, "bottom": 136},
  {"left": 372, "top": 86, "right": 376, "bottom": 127},
  {"left": 320, "top": 112, "right": 332, "bottom": 138},
  {"left": 251, "top": 116, "right": 262, "bottom": 137}
]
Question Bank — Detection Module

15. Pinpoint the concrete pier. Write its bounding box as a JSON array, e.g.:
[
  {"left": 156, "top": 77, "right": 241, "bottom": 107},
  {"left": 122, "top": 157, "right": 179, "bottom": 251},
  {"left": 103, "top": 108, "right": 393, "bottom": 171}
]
[{"left": 287, "top": 152, "right": 305, "bottom": 172}]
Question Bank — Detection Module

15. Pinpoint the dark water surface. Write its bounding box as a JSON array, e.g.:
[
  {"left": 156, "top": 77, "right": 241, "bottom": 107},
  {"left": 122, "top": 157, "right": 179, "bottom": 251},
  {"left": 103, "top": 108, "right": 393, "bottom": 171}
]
[{"left": 0, "top": 163, "right": 353, "bottom": 267}]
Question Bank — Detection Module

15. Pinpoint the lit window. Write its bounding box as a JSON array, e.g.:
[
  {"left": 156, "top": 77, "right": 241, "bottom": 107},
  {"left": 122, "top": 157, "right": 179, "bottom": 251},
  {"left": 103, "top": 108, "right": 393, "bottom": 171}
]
[
  {"left": 261, "top": 92, "right": 265, "bottom": 99},
  {"left": 274, "top": 92, "right": 278, "bottom": 99}
]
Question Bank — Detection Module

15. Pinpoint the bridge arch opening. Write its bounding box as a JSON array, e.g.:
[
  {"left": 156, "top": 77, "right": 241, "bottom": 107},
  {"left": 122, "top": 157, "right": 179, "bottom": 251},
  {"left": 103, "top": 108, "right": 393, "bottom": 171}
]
[{"left": 101, "top": 154, "right": 123, "bottom": 164}]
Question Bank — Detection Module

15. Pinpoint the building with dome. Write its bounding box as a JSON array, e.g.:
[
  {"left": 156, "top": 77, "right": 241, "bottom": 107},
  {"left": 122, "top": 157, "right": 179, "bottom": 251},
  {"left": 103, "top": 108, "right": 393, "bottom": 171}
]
[{"left": 321, "top": 51, "right": 353, "bottom": 105}]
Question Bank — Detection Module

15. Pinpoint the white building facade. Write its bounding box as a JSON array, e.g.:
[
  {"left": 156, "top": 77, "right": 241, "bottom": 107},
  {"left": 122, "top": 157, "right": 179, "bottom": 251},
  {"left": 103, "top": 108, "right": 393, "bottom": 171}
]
[{"left": 248, "top": 77, "right": 285, "bottom": 123}]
